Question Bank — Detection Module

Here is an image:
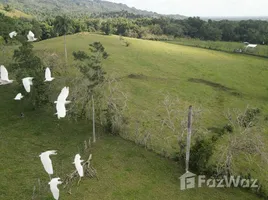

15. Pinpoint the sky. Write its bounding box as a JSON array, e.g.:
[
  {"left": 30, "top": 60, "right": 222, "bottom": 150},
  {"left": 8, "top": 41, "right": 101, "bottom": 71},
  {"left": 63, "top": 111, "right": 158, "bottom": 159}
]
[{"left": 107, "top": 0, "right": 268, "bottom": 17}]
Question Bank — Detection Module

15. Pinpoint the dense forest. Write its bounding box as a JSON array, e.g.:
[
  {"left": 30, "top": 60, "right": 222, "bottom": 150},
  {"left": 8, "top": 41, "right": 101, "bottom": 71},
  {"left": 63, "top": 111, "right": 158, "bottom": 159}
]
[
  {"left": 0, "top": 0, "right": 185, "bottom": 19},
  {"left": 1, "top": 8, "right": 268, "bottom": 45}
]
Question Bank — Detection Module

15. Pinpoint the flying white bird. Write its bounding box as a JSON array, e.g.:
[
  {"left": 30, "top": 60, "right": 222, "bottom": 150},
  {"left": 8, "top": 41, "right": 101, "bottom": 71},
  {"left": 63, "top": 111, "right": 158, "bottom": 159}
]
[
  {"left": 73, "top": 154, "right": 84, "bottom": 177},
  {"left": 0, "top": 65, "right": 13, "bottom": 85},
  {"left": 54, "top": 87, "right": 71, "bottom": 104},
  {"left": 44, "top": 67, "right": 55, "bottom": 82},
  {"left": 55, "top": 102, "right": 67, "bottom": 119},
  {"left": 22, "top": 77, "right": 34, "bottom": 93},
  {"left": 39, "top": 150, "right": 57, "bottom": 175},
  {"left": 14, "top": 93, "right": 24, "bottom": 100},
  {"left": 48, "top": 177, "right": 62, "bottom": 200},
  {"left": 54, "top": 87, "right": 71, "bottom": 119},
  {"left": 9, "top": 31, "right": 17, "bottom": 38},
  {"left": 27, "top": 31, "right": 37, "bottom": 42}
]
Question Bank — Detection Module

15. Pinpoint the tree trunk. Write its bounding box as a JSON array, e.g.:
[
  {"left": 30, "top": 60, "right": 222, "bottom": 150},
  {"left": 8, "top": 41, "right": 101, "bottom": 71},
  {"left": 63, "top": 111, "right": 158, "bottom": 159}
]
[
  {"left": 92, "top": 95, "right": 96, "bottom": 143},
  {"left": 64, "top": 34, "right": 67, "bottom": 65},
  {"left": 185, "top": 105, "right": 193, "bottom": 172}
]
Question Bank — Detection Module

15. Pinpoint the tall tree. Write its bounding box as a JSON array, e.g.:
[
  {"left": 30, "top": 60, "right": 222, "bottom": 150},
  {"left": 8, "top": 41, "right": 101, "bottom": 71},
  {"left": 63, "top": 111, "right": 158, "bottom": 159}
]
[
  {"left": 54, "top": 15, "right": 73, "bottom": 65},
  {"left": 11, "top": 42, "right": 49, "bottom": 108}
]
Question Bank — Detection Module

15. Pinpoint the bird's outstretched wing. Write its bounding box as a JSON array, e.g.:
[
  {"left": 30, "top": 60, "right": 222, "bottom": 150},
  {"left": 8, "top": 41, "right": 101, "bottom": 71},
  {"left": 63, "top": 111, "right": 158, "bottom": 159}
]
[
  {"left": 50, "top": 185, "right": 59, "bottom": 200},
  {"left": 22, "top": 78, "right": 31, "bottom": 93},
  {"left": 56, "top": 102, "right": 66, "bottom": 119},
  {"left": 47, "top": 150, "right": 57, "bottom": 155},
  {"left": 28, "top": 31, "right": 35, "bottom": 37},
  {"left": 41, "top": 155, "right": 53, "bottom": 174},
  {"left": 0, "top": 65, "right": 9, "bottom": 81},
  {"left": 57, "top": 87, "right": 69, "bottom": 102},
  {"left": 45, "top": 67, "right": 51, "bottom": 80}
]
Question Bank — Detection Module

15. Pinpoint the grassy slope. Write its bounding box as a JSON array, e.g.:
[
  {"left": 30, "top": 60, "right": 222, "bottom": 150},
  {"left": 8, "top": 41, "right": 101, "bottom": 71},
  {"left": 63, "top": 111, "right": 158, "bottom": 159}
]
[
  {"left": 0, "top": 86, "right": 260, "bottom": 200},
  {"left": 33, "top": 33, "right": 268, "bottom": 192},
  {"left": 34, "top": 33, "right": 268, "bottom": 136},
  {"left": 166, "top": 38, "right": 268, "bottom": 58},
  {"left": 1, "top": 33, "right": 267, "bottom": 199},
  {"left": 0, "top": 4, "right": 31, "bottom": 18}
]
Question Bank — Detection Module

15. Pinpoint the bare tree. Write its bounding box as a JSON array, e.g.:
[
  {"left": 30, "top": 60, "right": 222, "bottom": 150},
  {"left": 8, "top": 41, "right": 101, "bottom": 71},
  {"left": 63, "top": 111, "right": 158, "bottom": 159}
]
[{"left": 214, "top": 107, "right": 268, "bottom": 176}]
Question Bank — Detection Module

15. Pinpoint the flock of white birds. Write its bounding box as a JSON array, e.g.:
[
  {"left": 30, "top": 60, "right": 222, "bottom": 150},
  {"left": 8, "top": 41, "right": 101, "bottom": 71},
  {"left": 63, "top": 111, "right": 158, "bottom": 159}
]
[
  {"left": 0, "top": 30, "right": 70, "bottom": 119},
  {"left": 1, "top": 31, "right": 90, "bottom": 200},
  {"left": 39, "top": 150, "right": 90, "bottom": 200}
]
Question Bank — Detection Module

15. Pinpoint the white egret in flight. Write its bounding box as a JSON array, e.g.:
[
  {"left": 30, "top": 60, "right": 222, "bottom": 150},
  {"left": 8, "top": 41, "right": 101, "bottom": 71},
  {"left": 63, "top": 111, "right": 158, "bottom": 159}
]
[
  {"left": 39, "top": 150, "right": 57, "bottom": 176},
  {"left": 44, "top": 67, "right": 55, "bottom": 82},
  {"left": 55, "top": 102, "right": 67, "bottom": 119},
  {"left": 48, "top": 177, "right": 62, "bottom": 200},
  {"left": 22, "top": 77, "right": 34, "bottom": 93},
  {"left": 0, "top": 65, "right": 13, "bottom": 85},
  {"left": 73, "top": 154, "right": 84, "bottom": 177},
  {"left": 27, "top": 31, "right": 37, "bottom": 42},
  {"left": 9, "top": 31, "right": 17, "bottom": 38},
  {"left": 54, "top": 87, "right": 71, "bottom": 119},
  {"left": 14, "top": 93, "right": 24, "bottom": 100},
  {"left": 54, "top": 86, "right": 71, "bottom": 104}
]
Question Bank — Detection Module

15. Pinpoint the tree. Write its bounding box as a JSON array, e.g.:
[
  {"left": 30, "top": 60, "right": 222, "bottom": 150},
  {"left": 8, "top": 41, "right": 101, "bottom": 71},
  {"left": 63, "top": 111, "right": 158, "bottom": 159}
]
[
  {"left": 101, "top": 20, "right": 113, "bottom": 35},
  {"left": 200, "top": 22, "right": 222, "bottom": 41},
  {"left": 11, "top": 42, "right": 49, "bottom": 108},
  {"left": 149, "top": 24, "right": 163, "bottom": 35},
  {"left": 54, "top": 15, "right": 73, "bottom": 64},
  {"left": 71, "top": 42, "right": 109, "bottom": 140}
]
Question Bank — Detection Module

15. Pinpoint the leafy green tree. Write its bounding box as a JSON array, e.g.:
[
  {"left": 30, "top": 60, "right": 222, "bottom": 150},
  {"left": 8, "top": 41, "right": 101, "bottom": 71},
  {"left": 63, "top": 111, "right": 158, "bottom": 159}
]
[
  {"left": 54, "top": 15, "right": 73, "bottom": 64},
  {"left": 149, "top": 24, "right": 163, "bottom": 35},
  {"left": 71, "top": 42, "right": 108, "bottom": 120},
  {"left": 200, "top": 22, "right": 222, "bottom": 41},
  {"left": 0, "top": 13, "right": 15, "bottom": 44},
  {"left": 101, "top": 20, "right": 113, "bottom": 35},
  {"left": 164, "top": 23, "right": 184, "bottom": 37},
  {"left": 11, "top": 42, "right": 49, "bottom": 108}
]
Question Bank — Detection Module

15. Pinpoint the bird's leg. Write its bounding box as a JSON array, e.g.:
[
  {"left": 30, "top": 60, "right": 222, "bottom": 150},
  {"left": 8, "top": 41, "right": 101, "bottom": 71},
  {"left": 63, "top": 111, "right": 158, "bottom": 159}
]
[
  {"left": 77, "top": 177, "right": 81, "bottom": 186},
  {"left": 49, "top": 174, "right": 52, "bottom": 180}
]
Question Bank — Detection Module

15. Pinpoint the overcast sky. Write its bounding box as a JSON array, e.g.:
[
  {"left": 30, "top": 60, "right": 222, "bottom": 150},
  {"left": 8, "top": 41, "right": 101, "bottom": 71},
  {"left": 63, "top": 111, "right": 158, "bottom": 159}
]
[{"left": 107, "top": 0, "right": 268, "bottom": 17}]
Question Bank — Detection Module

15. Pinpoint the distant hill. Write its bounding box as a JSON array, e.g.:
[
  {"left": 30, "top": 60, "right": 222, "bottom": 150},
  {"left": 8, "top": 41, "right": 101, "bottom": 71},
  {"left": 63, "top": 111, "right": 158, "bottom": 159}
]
[
  {"left": 0, "top": 3, "right": 31, "bottom": 18},
  {"left": 0, "top": 0, "right": 186, "bottom": 19}
]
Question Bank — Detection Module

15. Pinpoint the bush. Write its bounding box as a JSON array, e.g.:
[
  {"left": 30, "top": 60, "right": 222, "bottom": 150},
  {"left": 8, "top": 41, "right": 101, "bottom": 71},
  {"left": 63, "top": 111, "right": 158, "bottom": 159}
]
[
  {"left": 4, "top": 4, "right": 12, "bottom": 12},
  {"left": 189, "top": 138, "right": 215, "bottom": 173},
  {"left": 239, "top": 108, "right": 260, "bottom": 127}
]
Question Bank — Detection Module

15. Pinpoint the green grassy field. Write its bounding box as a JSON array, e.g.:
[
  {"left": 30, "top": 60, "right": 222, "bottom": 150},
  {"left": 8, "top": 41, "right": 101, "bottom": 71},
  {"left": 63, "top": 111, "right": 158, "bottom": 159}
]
[
  {"left": 1, "top": 33, "right": 268, "bottom": 199},
  {"left": 0, "top": 86, "right": 261, "bottom": 200},
  {"left": 166, "top": 38, "right": 268, "bottom": 58}
]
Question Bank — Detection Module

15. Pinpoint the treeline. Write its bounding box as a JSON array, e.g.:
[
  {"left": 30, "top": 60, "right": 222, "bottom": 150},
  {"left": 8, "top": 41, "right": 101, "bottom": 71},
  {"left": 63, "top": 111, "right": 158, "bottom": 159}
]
[{"left": 1, "top": 11, "right": 268, "bottom": 44}]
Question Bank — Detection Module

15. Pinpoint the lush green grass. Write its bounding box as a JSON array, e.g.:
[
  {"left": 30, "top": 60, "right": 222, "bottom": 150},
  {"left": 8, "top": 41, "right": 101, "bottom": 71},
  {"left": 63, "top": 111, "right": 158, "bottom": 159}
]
[
  {"left": 0, "top": 85, "right": 261, "bottom": 200},
  {"left": 34, "top": 33, "right": 268, "bottom": 137},
  {"left": 166, "top": 38, "right": 268, "bottom": 58},
  {"left": 1, "top": 33, "right": 268, "bottom": 199},
  {"left": 32, "top": 33, "right": 268, "bottom": 194}
]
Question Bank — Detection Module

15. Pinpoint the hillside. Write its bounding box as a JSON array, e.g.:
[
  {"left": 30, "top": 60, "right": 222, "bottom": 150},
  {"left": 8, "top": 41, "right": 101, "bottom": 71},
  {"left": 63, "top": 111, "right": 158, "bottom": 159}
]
[
  {"left": 33, "top": 33, "right": 268, "bottom": 194},
  {"left": 1, "top": 33, "right": 268, "bottom": 199},
  {"left": 0, "top": 4, "right": 31, "bottom": 18},
  {"left": 0, "top": 42, "right": 264, "bottom": 199},
  {"left": 0, "top": 0, "right": 185, "bottom": 19}
]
